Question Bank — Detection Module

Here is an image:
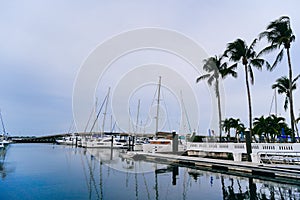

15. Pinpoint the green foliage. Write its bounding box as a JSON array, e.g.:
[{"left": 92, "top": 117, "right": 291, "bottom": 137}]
[
  {"left": 252, "top": 115, "right": 290, "bottom": 142},
  {"left": 272, "top": 75, "right": 300, "bottom": 110},
  {"left": 222, "top": 118, "right": 245, "bottom": 139},
  {"left": 259, "top": 16, "right": 295, "bottom": 69}
]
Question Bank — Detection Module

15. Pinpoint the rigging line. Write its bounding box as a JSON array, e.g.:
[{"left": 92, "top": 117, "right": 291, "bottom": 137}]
[
  {"left": 144, "top": 81, "right": 158, "bottom": 128},
  {"left": 161, "top": 89, "right": 171, "bottom": 132},
  {"left": 181, "top": 91, "right": 192, "bottom": 133},
  {"left": 111, "top": 121, "right": 117, "bottom": 133},
  {"left": 269, "top": 89, "right": 276, "bottom": 116},
  {"left": 84, "top": 103, "right": 97, "bottom": 133},
  {"left": 102, "top": 88, "right": 110, "bottom": 134},
  {"left": 89, "top": 94, "right": 108, "bottom": 134},
  {"left": 143, "top": 82, "right": 159, "bottom": 132},
  {"left": 67, "top": 120, "right": 74, "bottom": 135}
]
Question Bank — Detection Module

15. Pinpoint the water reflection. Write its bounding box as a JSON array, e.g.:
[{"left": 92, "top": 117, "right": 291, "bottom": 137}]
[
  {"left": 1, "top": 145, "right": 300, "bottom": 200},
  {"left": 86, "top": 148, "right": 300, "bottom": 200},
  {"left": 188, "top": 167, "right": 300, "bottom": 200},
  {"left": 0, "top": 147, "right": 8, "bottom": 179}
]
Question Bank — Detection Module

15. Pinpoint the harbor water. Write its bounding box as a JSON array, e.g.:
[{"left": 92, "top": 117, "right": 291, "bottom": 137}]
[{"left": 1, "top": 144, "right": 300, "bottom": 200}]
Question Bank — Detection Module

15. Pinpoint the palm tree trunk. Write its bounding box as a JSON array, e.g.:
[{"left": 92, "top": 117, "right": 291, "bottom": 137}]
[
  {"left": 216, "top": 79, "right": 222, "bottom": 142},
  {"left": 287, "top": 48, "right": 295, "bottom": 142},
  {"left": 244, "top": 64, "right": 252, "bottom": 162}
]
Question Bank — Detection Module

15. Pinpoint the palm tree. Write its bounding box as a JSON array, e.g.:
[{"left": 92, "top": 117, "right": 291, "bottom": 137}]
[
  {"left": 222, "top": 118, "right": 232, "bottom": 139},
  {"left": 197, "top": 55, "right": 237, "bottom": 142},
  {"left": 259, "top": 16, "right": 296, "bottom": 142},
  {"left": 253, "top": 116, "right": 269, "bottom": 142},
  {"left": 272, "top": 75, "right": 299, "bottom": 111},
  {"left": 268, "top": 115, "right": 290, "bottom": 142},
  {"left": 224, "top": 38, "right": 268, "bottom": 161},
  {"left": 253, "top": 115, "right": 288, "bottom": 142},
  {"left": 222, "top": 118, "right": 244, "bottom": 142},
  {"left": 235, "top": 121, "right": 245, "bottom": 142},
  {"left": 272, "top": 75, "right": 300, "bottom": 141}
]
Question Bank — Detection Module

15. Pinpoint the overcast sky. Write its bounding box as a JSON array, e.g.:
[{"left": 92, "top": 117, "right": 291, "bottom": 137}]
[{"left": 0, "top": 0, "right": 300, "bottom": 136}]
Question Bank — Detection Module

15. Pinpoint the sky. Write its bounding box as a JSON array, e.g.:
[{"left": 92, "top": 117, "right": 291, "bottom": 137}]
[{"left": 0, "top": 0, "right": 300, "bottom": 136}]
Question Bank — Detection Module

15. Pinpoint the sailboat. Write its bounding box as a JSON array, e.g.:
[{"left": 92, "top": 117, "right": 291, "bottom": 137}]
[
  {"left": 0, "top": 110, "right": 11, "bottom": 147},
  {"left": 85, "top": 88, "right": 128, "bottom": 148},
  {"left": 142, "top": 77, "right": 186, "bottom": 153}
]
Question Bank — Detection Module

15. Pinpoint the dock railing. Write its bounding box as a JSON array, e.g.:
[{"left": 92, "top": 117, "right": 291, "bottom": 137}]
[{"left": 187, "top": 142, "right": 300, "bottom": 163}]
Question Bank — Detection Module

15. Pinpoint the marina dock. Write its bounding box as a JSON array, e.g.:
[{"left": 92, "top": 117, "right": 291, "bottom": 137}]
[{"left": 128, "top": 151, "right": 300, "bottom": 185}]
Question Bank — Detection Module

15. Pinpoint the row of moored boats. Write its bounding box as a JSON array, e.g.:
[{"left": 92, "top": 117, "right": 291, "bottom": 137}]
[{"left": 55, "top": 134, "right": 188, "bottom": 153}]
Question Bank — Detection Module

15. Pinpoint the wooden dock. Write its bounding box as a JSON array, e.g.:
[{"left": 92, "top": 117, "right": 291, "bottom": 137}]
[{"left": 129, "top": 152, "right": 300, "bottom": 185}]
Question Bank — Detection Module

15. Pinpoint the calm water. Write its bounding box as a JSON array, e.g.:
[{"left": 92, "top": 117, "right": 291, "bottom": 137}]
[{"left": 1, "top": 144, "right": 300, "bottom": 200}]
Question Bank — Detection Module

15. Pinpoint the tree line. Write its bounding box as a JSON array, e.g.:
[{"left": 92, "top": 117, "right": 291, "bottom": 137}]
[{"left": 196, "top": 16, "right": 299, "bottom": 161}]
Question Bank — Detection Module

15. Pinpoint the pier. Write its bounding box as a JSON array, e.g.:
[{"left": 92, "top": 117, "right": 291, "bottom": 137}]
[
  {"left": 129, "top": 152, "right": 300, "bottom": 185},
  {"left": 187, "top": 142, "right": 300, "bottom": 163},
  {"left": 11, "top": 133, "right": 72, "bottom": 143}
]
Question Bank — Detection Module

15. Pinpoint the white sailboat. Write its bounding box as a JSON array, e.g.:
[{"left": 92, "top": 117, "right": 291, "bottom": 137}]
[
  {"left": 85, "top": 136, "right": 128, "bottom": 148},
  {"left": 142, "top": 77, "right": 186, "bottom": 153},
  {"left": 84, "top": 88, "right": 129, "bottom": 148},
  {"left": 0, "top": 110, "right": 11, "bottom": 147}
]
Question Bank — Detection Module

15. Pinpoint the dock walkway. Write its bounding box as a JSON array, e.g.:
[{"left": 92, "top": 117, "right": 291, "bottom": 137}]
[{"left": 129, "top": 152, "right": 300, "bottom": 184}]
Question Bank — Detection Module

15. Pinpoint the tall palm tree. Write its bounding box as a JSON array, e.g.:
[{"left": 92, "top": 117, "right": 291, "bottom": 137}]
[
  {"left": 224, "top": 38, "right": 268, "bottom": 161},
  {"left": 272, "top": 75, "right": 300, "bottom": 141},
  {"left": 197, "top": 55, "right": 237, "bottom": 142},
  {"left": 259, "top": 16, "right": 296, "bottom": 142}
]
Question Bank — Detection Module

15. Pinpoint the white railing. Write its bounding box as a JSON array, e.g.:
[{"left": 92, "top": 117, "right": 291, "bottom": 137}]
[{"left": 187, "top": 142, "right": 300, "bottom": 163}]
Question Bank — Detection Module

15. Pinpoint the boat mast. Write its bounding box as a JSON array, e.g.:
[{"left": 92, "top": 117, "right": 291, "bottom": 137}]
[
  {"left": 155, "top": 76, "right": 162, "bottom": 137},
  {"left": 275, "top": 88, "right": 278, "bottom": 116},
  {"left": 102, "top": 87, "right": 110, "bottom": 137},
  {"left": 0, "top": 110, "right": 6, "bottom": 135},
  {"left": 135, "top": 99, "right": 140, "bottom": 135},
  {"left": 269, "top": 88, "right": 278, "bottom": 116}
]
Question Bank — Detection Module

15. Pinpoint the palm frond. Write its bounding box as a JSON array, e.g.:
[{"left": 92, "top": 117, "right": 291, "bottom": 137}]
[
  {"left": 207, "top": 75, "right": 215, "bottom": 86},
  {"left": 257, "top": 45, "right": 278, "bottom": 57},
  {"left": 258, "top": 30, "right": 269, "bottom": 40},
  {"left": 196, "top": 74, "right": 210, "bottom": 83},
  {"left": 290, "top": 35, "right": 296, "bottom": 43},
  {"left": 250, "top": 58, "right": 264, "bottom": 70},
  {"left": 292, "top": 74, "right": 300, "bottom": 84},
  {"left": 249, "top": 38, "right": 258, "bottom": 52},
  {"left": 271, "top": 48, "right": 284, "bottom": 69},
  {"left": 221, "top": 63, "right": 238, "bottom": 78},
  {"left": 264, "top": 60, "right": 272, "bottom": 71},
  {"left": 225, "top": 39, "right": 246, "bottom": 62}
]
